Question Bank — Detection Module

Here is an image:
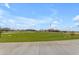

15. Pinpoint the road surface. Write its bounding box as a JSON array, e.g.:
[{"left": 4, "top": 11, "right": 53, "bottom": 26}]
[{"left": 0, "top": 40, "right": 79, "bottom": 55}]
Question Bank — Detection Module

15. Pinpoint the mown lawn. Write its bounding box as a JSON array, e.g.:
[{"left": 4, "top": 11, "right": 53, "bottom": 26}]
[{"left": 0, "top": 31, "right": 79, "bottom": 42}]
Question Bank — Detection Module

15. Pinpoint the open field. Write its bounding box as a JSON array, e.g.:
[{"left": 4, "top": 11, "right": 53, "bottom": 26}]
[{"left": 0, "top": 31, "right": 79, "bottom": 42}]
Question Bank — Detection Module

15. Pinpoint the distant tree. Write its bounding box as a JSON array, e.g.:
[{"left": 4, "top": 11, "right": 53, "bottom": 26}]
[
  {"left": 25, "top": 29, "right": 37, "bottom": 31},
  {"left": 2, "top": 28, "right": 11, "bottom": 32},
  {"left": 0, "top": 27, "right": 2, "bottom": 38},
  {"left": 47, "top": 29, "right": 60, "bottom": 32}
]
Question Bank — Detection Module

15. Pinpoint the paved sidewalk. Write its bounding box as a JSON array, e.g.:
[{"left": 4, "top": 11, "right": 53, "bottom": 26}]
[{"left": 0, "top": 40, "right": 79, "bottom": 55}]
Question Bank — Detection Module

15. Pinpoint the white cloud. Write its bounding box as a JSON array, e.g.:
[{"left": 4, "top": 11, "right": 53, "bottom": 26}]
[
  {"left": 0, "top": 9, "right": 10, "bottom": 18},
  {"left": 0, "top": 8, "right": 63, "bottom": 30},
  {"left": 73, "top": 15, "right": 79, "bottom": 27},
  {"left": 4, "top": 3, "right": 10, "bottom": 8},
  {"left": 75, "top": 22, "right": 79, "bottom": 26},
  {"left": 0, "top": 23, "right": 5, "bottom": 26},
  {"left": 8, "top": 19, "right": 15, "bottom": 23},
  {"left": 73, "top": 15, "right": 79, "bottom": 22},
  {"left": 53, "top": 20, "right": 59, "bottom": 24}
]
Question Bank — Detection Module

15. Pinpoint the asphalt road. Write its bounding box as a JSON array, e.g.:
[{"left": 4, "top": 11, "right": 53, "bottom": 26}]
[{"left": 0, "top": 40, "right": 79, "bottom": 55}]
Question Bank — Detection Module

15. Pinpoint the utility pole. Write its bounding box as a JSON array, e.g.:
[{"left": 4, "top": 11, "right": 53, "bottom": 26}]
[
  {"left": 69, "top": 26, "right": 75, "bottom": 39},
  {"left": 49, "top": 23, "right": 52, "bottom": 29}
]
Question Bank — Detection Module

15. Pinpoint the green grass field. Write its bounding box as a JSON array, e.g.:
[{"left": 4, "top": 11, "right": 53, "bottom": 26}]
[{"left": 0, "top": 31, "right": 79, "bottom": 42}]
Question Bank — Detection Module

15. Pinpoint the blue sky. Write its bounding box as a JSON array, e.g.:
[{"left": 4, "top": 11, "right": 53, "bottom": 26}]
[{"left": 0, "top": 3, "right": 79, "bottom": 31}]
